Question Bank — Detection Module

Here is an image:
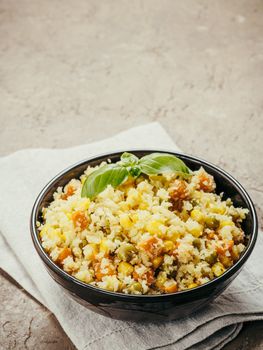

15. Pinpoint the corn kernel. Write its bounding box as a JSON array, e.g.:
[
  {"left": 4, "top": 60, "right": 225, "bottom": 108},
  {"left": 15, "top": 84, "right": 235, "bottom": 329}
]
[
  {"left": 156, "top": 272, "right": 167, "bottom": 289},
  {"left": 119, "top": 213, "right": 133, "bottom": 229},
  {"left": 152, "top": 256, "right": 163, "bottom": 269},
  {"left": 188, "top": 283, "right": 198, "bottom": 289},
  {"left": 128, "top": 282, "right": 143, "bottom": 293},
  {"left": 49, "top": 228, "right": 62, "bottom": 239},
  {"left": 187, "top": 221, "right": 203, "bottom": 237},
  {"left": 212, "top": 262, "right": 226, "bottom": 277},
  {"left": 190, "top": 209, "right": 204, "bottom": 223},
  {"left": 180, "top": 209, "right": 189, "bottom": 221},
  {"left": 118, "top": 261, "right": 134, "bottom": 276},
  {"left": 168, "top": 231, "right": 181, "bottom": 242},
  {"left": 147, "top": 220, "right": 162, "bottom": 235},
  {"left": 211, "top": 205, "right": 225, "bottom": 214},
  {"left": 119, "top": 202, "right": 129, "bottom": 211},
  {"left": 163, "top": 240, "right": 175, "bottom": 252},
  {"left": 100, "top": 239, "right": 112, "bottom": 254},
  {"left": 220, "top": 220, "right": 234, "bottom": 228}
]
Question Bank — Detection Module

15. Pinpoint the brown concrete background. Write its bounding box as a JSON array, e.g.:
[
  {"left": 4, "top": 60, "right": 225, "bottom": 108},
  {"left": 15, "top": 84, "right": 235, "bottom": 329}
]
[{"left": 0, "top": 0, "right": 262, "bottom": 349}]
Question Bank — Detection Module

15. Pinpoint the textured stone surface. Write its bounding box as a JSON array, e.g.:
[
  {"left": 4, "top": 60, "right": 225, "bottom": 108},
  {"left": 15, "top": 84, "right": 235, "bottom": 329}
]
[{"left": 0, "top": 0, "right": 262, "bottom": 349}]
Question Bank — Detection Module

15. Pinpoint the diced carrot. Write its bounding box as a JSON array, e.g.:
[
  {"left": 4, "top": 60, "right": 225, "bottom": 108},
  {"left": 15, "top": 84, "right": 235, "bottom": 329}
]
[
  {"left": 216, "top": 240, "right": 234, "bottom": 255},
  {"left": 198, "top": 172, "right": 215, "bottom": 192},
  {"left": 146, "top": 269, "right": 155, "bottom": 285},
  {"left": 216, "top": 246, "right": 225, "bottom": 255},
  {"left": 226, "top": 240, "right": 234, "bottom": 251},
  {"left": 61, "top": 185, "right": 75, "bottom": 200},
  {"left": 169, "top": 180, "right": 189, "bottom": 200},
  {"left": 164, "top": 282, "right": 178, "bottom": 293},
  {"left": 57, "top": 247, "right": 72, "bottom": 263},
  {"left": 139, "top": 237, "right": 162, "bottom": 257},
  {"left": 133, "top": 271, "right": 140, "bottom": 281},
  {"left": 93, "top": 261, "right": 115, "bottom": 282},
  {"left": 72, "top": 211, "right": 89, "bottom": 230},
  {"left": 132, "top": 269, "right": 155, "bottom": 285}
]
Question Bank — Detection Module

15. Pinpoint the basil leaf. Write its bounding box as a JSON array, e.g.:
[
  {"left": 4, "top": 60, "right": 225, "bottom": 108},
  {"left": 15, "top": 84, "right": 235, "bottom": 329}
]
[
  {"left": 139, "top": 153, "right": 190, "bottom": 175},
  {"left": 81, "top": 165, "right": 128, "bottom": 199},
  {"left": 120, "top": 152, "right": 139, "bottom": 167}
]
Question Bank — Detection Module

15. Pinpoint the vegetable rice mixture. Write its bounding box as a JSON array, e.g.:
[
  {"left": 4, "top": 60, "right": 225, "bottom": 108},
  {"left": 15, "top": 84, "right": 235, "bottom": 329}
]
[{"left": 38, "top": 152, "right": 248, "bottom": 294}]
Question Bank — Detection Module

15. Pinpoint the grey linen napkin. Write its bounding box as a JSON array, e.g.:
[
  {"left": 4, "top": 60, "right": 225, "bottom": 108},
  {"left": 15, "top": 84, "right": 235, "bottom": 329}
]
[{"left": 0, "top": 123, "right": 262, "bottom": 350}]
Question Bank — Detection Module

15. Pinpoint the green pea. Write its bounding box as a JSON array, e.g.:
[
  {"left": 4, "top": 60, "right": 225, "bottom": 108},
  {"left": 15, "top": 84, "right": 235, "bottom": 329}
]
[
  {"left": 193, "top": 238, "right": 201, "bottom": 250},
  {"left": 117, "top": 243, "right": 136, "bottom": 262},
  {"left": 128, "top": 282, "right": 143, "bottom": 293},
  {"left": 205, "top": 217, "right": 220, "bottom": 230},
  {"left": 205, "top": 252, "right": 217, "bottom": 265}
]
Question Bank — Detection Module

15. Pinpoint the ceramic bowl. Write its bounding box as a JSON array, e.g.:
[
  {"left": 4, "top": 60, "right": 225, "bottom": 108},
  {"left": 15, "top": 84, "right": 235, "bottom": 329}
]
[{"left": 30, "top": 150, "right": 258, "bottom": 321}]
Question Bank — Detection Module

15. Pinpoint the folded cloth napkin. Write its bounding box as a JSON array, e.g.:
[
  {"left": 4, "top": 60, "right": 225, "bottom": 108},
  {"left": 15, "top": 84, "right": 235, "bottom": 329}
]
[{"left": 0, "top": 123, "right": 262, "bottom": 350}]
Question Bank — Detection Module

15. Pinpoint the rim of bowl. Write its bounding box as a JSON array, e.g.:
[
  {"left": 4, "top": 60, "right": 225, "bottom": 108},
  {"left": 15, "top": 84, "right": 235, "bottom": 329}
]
[{"left": 30, "top": 149, "right": 258, "bottom": 301}]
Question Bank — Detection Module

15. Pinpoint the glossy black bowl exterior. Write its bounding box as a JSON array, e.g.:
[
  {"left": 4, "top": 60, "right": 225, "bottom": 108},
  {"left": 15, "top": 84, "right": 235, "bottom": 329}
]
[{"left": 30, "top": 150, "right": 258, "bottom": 321}]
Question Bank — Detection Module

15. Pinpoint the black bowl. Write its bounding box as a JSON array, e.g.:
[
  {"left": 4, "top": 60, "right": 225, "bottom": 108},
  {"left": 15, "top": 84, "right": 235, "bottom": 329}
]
[{"left": 30, "top": 150, "right": 258, "bottom": 321}]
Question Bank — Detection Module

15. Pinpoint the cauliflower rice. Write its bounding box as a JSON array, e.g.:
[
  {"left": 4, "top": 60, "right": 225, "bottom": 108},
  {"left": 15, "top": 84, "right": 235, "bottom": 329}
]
[{"left": 38, "top": 162, "right": 248, "bottom": 295}]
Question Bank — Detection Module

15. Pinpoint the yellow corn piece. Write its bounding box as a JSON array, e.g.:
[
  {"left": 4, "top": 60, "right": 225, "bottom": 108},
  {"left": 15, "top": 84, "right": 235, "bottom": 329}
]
[
  {"left": 156, "top": 272, "right": 167, "bottom": 289},
  {"left": 190, "top": 209, "right": 204, "bottom": 223},
  {"left": 152, "top": 256, "right": 163, "bottom": 269},
  {"left": 188, "top": 283, "right": 198, "bottom": 289},
  {"left": 48, "top": 228, "right": 63, "bottom": 240},
  {"left": 118, "top": 262, "right": 134, "bottom": 276},
  {"left": 146, "top": 220, "right": 162, "bottom": 235},
  {"left": 119, "top": 213, "right": 133, "bottom": 229},
  {"left": 163, "top": 240, "right": 175, "bottom": 253},
  {"left": 188, "top": 222, "right": 203, "bottom": 237},
  {"left": 212, "top": 262, "right": 226, "bottom": 277},
  {"left": 99, "top": 239, "right": 112, "bottom": 254},
  {"left": 220, "top": 220, "right": 234, "bottom": 228},
  {"left": 168, "top": 230, "right": 181, "bottom": 242},
  {"left": 211, "top": 205, "right": 225, "bottom": 214}
]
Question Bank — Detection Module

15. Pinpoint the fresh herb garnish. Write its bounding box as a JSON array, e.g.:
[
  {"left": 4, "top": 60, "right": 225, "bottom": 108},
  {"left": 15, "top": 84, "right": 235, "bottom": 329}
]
[
  {"left": 139, "top": 153, "right": 190, "bottom": 176},
  {"left": 81, "top": 152, "right": 191, "bottom": 199},
  {"left": 81, "top": 164, "right": 128, "bottom": 199}
]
